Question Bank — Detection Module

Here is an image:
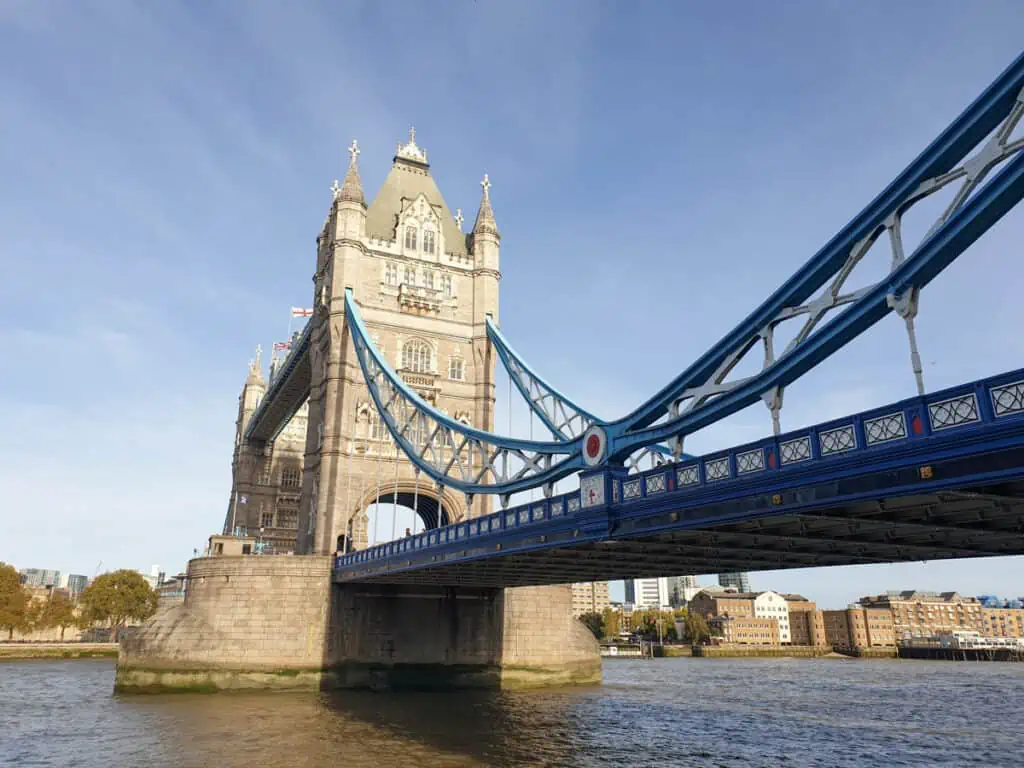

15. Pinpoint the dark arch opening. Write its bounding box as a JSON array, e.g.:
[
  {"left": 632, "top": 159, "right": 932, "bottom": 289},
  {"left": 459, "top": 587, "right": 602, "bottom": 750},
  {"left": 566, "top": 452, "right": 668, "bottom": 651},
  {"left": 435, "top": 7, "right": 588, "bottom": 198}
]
[{"left": 374, "top": 491, "right": 451, "bottom": 531}]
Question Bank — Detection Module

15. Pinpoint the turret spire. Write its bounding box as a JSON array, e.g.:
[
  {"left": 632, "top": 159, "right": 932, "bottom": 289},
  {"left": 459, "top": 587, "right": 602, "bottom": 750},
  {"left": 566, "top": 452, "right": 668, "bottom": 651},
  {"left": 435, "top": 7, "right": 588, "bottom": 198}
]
[
  {"left": 247, "top": 344, "right": 266, "bottom": 385},
  {"left": 337, "top": 139, "right": 365, "bottom": 205},
  {"left": 472, "top": 173, "right": 499, "bottom": 237}
]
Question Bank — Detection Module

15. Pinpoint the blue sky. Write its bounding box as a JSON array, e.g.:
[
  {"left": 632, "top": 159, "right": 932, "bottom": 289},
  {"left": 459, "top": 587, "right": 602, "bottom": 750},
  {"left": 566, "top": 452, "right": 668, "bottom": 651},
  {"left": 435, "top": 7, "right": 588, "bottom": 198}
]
[{"left": 2, "top": 1, "right": 1023, "bottom": 606}]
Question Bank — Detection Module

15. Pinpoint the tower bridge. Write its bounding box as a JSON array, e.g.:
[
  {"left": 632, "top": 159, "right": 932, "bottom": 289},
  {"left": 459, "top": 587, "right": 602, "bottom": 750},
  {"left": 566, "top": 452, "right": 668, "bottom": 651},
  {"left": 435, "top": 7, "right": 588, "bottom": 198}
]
[{"left": 119, "top": 51, "right": 1024, "bottom": 693}]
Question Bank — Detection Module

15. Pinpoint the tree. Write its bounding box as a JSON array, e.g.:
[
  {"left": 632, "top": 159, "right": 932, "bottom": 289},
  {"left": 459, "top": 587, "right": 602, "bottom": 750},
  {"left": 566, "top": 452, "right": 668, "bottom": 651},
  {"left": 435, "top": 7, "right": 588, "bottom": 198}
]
[
  {"left": 601, "top": 607, "right": 621, "bottom": 639},
  {"left": 578, "top": 611, "right": 604, "bottom": 640},
  {"left": 0, "top": 562, "right": 28, "bottom": 640},
  {"left": 631, "top": 609, "right": 678, "bottom": 642},
  {"left": 681, "top": 612, "right": 711, "bottom": 644},
  {"left": 78, "top": 570, "right": 158, "bottom": 642},
  {"left": 40, "top": 591, "right": 77, "bottom": 641},
  {"left": 18, "top": 599, "right": 44, "bottom": 637}
]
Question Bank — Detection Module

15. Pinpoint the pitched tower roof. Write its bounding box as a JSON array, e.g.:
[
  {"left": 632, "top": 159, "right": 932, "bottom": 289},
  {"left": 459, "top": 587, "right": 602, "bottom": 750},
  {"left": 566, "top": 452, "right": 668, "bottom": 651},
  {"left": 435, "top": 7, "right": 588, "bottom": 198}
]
[{"left": 364, "top": 128, "right": 467, "bottom": 256}]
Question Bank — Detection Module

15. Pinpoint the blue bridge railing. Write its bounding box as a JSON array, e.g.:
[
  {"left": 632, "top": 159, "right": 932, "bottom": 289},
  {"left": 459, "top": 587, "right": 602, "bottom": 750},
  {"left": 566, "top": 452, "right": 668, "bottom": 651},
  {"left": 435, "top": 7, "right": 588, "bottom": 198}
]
[{"left": 335, "top": 367, "right": 1024, "bottom": 572}]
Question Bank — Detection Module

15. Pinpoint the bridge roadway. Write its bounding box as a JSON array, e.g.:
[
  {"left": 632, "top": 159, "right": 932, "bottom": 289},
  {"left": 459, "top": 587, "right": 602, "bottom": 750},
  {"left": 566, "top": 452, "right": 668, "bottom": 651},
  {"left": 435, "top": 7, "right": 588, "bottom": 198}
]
[
  {"left": 334, "top": 368, "right": 1024, "bottom": 587},
  {"left": 245, "top": 320, "right": 312, "bottom": 443}
]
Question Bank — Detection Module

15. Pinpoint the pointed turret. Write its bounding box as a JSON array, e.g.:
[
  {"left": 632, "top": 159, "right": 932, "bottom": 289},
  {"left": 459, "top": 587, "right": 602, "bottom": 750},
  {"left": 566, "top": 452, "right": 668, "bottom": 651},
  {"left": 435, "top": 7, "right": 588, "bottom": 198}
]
[
  {"left": 246, "top": 344, "right": 266, "bottom": 387},
  {"left": 470, "top": 173, "right": 501, "bottom": 326},
  {"left": 337, "top": 139, "right": 366, "bottom": 206},
  {"left": 330, "top": 139, "right": 368, "bottom": 243},
  {"left": 472, "top": 174, "right": 499, "bottom": 238}
]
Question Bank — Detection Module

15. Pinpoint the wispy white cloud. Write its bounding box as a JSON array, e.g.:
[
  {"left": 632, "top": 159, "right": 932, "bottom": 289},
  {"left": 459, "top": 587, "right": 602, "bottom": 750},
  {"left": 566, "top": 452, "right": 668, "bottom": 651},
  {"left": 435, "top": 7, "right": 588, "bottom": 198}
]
[{"left": 2, "top": 0, "right": 1023, "bottom": 603}]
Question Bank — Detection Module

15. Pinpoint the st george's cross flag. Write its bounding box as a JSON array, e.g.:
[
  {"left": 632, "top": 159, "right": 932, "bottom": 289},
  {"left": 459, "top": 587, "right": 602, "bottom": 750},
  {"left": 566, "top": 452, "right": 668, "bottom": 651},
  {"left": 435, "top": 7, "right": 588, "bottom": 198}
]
[{"left": 291, "top": 307, "right": 314, "bottom": 317}]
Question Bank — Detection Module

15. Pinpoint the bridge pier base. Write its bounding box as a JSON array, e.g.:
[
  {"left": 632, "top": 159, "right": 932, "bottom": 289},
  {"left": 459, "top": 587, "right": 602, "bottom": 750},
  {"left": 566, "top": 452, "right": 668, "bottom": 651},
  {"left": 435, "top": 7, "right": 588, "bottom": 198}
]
[{"left": 115, "top": 556, "right": 600, "bottom": 693}]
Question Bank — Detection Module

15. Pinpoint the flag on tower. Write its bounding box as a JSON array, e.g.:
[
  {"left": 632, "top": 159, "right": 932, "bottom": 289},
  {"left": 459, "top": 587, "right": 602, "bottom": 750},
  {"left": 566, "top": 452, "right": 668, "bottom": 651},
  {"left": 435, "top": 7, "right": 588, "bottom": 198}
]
[
  {"left": 291, "top": 307, "right": 314, "bottom": 318},
  {"left": 273, "top": 341, "right": 291, "bottom": 352}
]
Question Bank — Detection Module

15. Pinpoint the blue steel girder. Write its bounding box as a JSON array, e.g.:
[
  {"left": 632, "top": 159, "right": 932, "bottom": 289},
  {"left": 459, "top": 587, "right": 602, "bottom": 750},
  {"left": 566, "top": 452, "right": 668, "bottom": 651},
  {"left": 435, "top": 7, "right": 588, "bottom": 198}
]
[
  {"left": 609, "top": 131, "right": 1024, "bottom": 461},
  {"left": 486, "top": 316, "right": 601, "bottom": 440},
  {"left": 334, "top": 366, "right": 1024, "bottom": 584},
  {"left": 345, "top": 290, "right": 582, "bottom": 495},
  {"left": 486, "top": 317, "right": 691, "bottom": 469},
  {"left": 608, "top": 52, "right": 1024, "bottom": 458},
  {"left": 346, "top": 52, "right": 1024, "bottom": 496}
]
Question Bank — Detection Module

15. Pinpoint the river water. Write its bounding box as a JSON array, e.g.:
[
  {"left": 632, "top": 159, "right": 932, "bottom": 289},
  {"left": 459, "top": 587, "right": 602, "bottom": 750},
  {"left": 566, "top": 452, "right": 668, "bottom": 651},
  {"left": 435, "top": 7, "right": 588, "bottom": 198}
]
[{"left": 2, "top": 658, "right": 1022, "bottom": 767}]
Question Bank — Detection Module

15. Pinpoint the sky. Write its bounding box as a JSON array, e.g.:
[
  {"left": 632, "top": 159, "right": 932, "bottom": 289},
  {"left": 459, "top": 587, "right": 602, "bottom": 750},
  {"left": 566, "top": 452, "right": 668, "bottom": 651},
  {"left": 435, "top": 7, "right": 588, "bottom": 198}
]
[{"left": 2, "top": 1, "right": 1023, "bottom": 607}]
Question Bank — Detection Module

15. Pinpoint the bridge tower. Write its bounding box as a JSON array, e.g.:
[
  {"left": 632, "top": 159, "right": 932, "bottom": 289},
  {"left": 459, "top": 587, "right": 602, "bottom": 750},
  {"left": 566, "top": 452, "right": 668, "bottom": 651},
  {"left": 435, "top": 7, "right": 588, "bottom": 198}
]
[
  {"left": 223, "top": 348, "right": 307, "bottom": 550},
  {"left": 299, "top": 130, "right": 499, "bottom": 554}
]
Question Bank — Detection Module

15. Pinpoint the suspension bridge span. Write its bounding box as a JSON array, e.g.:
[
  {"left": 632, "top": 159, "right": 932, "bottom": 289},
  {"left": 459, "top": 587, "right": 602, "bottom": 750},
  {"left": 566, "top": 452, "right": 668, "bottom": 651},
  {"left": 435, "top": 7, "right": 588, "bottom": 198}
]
[
  {"left": 117, "top": 50, "right": 1024, "bottom": 695},
  {"left": 235, "top": 51, "right": 1024, "bottom": 586}
]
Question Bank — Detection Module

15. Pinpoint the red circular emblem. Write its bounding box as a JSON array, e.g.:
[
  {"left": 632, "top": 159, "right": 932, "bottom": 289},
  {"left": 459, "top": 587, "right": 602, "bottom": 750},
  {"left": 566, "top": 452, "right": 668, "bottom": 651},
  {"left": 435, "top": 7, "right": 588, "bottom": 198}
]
[{"left": 586, "top": 434, "right": 601, "bottom": 458}]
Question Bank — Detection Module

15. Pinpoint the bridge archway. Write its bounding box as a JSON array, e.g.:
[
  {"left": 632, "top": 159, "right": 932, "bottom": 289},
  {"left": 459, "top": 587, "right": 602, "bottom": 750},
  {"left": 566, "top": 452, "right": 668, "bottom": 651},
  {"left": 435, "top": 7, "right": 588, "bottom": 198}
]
[
  {"left": 373, "top": 491, "right": 452, "bottom": 530},
  {"left": 348, "top": 482, "right": 465, "bottom": 551}
]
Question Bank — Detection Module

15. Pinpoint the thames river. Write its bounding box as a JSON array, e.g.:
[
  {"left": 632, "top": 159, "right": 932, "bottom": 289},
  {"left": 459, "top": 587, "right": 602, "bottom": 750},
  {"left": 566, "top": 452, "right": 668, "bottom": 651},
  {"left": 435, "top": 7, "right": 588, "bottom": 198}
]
[{"left": 2, "top": 657, "right": 1022, "bottom": 767}]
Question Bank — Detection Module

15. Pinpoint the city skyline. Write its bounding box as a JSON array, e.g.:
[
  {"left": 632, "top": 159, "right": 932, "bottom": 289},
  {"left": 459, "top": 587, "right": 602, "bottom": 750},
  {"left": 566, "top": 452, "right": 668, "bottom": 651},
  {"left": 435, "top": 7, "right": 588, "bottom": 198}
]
[{"left": 3, "top": 2, "right": 1024, "bottom": 607}]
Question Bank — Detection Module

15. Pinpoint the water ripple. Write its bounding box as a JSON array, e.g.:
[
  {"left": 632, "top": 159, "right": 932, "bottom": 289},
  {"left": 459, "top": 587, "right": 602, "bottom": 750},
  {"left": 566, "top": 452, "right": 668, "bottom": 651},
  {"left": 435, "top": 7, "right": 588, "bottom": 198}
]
[{"left": 1, "top": 657, "right": 1022, "bottom": 766}]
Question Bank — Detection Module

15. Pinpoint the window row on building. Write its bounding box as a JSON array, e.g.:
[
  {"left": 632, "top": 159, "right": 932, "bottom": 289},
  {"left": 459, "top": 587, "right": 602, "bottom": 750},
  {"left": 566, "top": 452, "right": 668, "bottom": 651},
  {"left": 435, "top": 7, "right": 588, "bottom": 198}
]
[
  {"left": 398, "top": 338, "right": 465, "bottom": 380},
  {"left": 404, "top": 225, "right": 437, "bottom": 255},
  {"left": 383, "top": 262, "right": 454, "bottom": 296}
]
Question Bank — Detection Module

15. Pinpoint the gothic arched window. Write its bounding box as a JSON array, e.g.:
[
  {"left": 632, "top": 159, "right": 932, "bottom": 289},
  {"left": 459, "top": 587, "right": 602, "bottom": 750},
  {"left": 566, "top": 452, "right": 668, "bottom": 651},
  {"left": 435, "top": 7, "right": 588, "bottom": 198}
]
[
  {"left": 442, "top": 275, "right": 453, "bottom": 296},
  {"left": 404, "top": 226, "right": 418, "bottom": 250},
  {"left": 384, "top": 262, "right": 397, "bottom": 285},
  {"left": 402, "top": 340, "right": 432, "bottom": 373},
  {"left": 423, "top": 230, "right": 436, "bottom": 254},
  {"left": 403, "top": 265, "right": 415, "bottom": 286},
  {"left": 423, "top": 270, "right": 435, "bottom": 289}
]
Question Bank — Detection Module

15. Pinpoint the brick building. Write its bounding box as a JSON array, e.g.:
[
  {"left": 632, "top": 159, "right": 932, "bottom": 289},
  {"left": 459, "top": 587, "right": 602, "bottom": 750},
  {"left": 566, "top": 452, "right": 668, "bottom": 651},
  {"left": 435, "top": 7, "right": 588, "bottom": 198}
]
[
  {"left": 786, "top": 595, "right": 827, "bottom": 647},
  {"left": 982, "top": 607, "right": 1024, "bottom": 638},
  {"left": 858, "top": 591, "right": 983, "bottom": 642},
  {"left": 708, "top": 615, "right": 779, "bottom": 645},
  {"left": 822, "top": 606, "right": 896, "bottom": 650},
  {"left": 570, "top": 582, "right": 610, "bottom": 618}
]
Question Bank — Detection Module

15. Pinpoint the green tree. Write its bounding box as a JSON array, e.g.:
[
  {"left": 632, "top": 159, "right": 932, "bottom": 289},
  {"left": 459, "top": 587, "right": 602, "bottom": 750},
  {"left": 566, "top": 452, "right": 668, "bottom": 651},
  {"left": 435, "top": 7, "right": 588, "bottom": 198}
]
[
  {"left": 18, "top": 599, "right": 44, "bottom": 637},
  {"left": 40, "top": 591, "right": 78, "bottom": 641},
  {"left": 578, "top": 611, "right": 604, "bottom": 640},
  {"left": 78, "top": 570, "right": 158, "bottom": 642},
  {"left": 681, "top": 612, "right": 711, "bottom": 644},
  {"left": 0, "top": 562, "right": 28, "bottom": 640},
  {"left": 631, "top": 609, "right": 678, "bottom": 642},
  {"left": 601, "top": 607, "right": 621, "bottom": 639}
]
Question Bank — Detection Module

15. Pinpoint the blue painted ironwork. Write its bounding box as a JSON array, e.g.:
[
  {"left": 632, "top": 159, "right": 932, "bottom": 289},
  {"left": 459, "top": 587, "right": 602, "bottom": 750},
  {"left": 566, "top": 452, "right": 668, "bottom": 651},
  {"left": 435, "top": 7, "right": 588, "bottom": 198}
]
[
  {"left": 336, "top": 366, "right": 1024, "bottom": 579},
  {"left": 340, "top": 52, "right": 1024, "bottom": 495},
  {"left": 487, "top": 316, "right": 690, "bottom": 468},
  {"left": 486, "top": 316, "right": 601, "bottom": 440},
  {"left": 345, "top": 290, "right": 582, "bottom": 494},
  {"left": 606, "top": 52, "right": 1024, "bottom": 455}
]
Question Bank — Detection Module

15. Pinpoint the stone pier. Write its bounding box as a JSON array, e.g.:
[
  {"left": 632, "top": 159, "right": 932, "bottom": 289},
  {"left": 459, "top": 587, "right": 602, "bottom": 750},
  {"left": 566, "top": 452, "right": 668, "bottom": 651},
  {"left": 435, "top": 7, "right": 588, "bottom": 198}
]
[{"left": 115, "top": 555, "right": 600, "bottom": 693}]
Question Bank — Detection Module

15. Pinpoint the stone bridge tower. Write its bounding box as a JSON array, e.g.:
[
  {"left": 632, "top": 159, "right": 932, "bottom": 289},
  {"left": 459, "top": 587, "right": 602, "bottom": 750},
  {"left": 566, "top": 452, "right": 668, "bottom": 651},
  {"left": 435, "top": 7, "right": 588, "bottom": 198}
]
[{"left": 300, "top": 130, "right": 500, "bottom": 554}]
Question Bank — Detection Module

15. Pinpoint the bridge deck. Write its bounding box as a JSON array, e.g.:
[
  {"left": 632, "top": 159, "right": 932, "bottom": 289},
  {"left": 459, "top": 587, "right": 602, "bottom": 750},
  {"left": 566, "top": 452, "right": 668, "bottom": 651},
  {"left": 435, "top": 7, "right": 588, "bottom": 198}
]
[{"left": 335, "top": 370, "right": 1024, "bottom": 587}]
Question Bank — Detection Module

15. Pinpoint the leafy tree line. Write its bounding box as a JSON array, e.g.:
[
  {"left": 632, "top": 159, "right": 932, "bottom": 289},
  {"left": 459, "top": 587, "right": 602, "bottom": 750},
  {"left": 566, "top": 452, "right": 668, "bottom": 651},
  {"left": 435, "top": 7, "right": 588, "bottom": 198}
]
[
  {"left": 577, "top": 606, "right": 713, "bottom": 644},
  {"left": 0, "top": 563, "right": 158, "bottom": 642}
]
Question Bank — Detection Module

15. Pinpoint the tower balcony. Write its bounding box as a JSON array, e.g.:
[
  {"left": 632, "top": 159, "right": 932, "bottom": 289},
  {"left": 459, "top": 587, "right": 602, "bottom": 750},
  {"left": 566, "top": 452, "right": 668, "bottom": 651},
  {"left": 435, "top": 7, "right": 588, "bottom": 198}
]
[
  {"left": 398, "top": 369, "right": 441, "bottom": 403},
  {"left": 398, "top": 283, "right": 444, "bottom": 313}
]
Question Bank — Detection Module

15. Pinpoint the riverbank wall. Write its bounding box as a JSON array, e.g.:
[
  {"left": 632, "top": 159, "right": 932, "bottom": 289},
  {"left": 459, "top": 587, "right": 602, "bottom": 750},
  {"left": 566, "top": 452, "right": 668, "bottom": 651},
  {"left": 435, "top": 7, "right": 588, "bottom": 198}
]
[
  {"left": 0, "top": 643, "right": 119, "bottom": 660},
  {"left": 692, "top": 645, "right": 837, "bottom": 659},
  {"left": 835, "top": 647, "right": 900, "bottom": 659},
  {"left": 115, "top": 555, "right": 599, "bottom": 693}
]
